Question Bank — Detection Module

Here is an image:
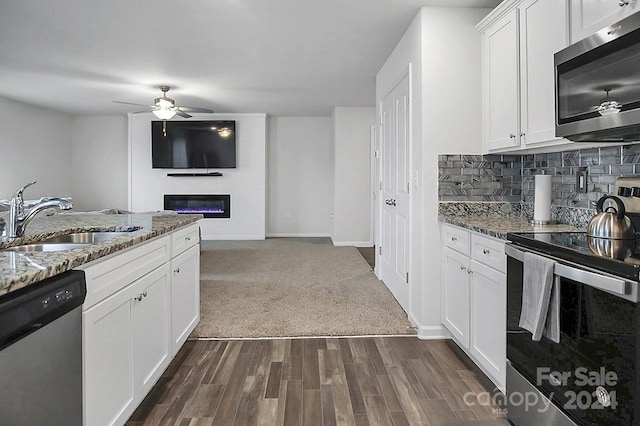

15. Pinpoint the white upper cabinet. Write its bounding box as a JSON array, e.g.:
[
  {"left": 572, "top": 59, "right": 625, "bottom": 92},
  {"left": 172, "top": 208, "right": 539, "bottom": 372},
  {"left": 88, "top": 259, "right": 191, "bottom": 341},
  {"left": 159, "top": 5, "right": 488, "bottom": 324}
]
[
  {"left": 479, "top": 0, "right": 570, "bottom": 153},
  {"left": 483, "top": 10, "right": 520, "bottom": 152},
  {"left": 519, "top": 0, "right": 569, "bottom": 147},
  {"left": 570, "top": 0, "right": 640, "bottom": 43}
]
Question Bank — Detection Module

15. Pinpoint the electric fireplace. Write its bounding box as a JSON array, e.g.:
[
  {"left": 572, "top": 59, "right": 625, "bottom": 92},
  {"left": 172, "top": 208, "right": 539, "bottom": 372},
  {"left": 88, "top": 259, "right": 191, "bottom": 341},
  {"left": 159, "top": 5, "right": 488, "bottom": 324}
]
[{"left": 164, "top": 194, "right": 230, "bottom": 218}]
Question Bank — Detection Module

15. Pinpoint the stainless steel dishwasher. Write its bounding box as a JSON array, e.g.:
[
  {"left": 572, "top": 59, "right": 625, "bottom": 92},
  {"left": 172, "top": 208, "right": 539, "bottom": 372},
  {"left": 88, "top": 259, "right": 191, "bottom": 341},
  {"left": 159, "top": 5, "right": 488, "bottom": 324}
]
[{"left": 0, "top": 270, "right": 86, "bottom": 426}]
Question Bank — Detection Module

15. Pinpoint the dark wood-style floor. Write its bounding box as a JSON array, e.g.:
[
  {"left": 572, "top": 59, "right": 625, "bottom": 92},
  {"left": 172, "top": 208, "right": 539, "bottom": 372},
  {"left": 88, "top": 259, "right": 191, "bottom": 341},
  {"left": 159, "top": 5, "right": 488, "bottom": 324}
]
[
  {"left": 126, "top": 337, "right": 506, "bottom": 426},
  {"left": 356, "top": 247, "right": 375, "bottom": 269}
]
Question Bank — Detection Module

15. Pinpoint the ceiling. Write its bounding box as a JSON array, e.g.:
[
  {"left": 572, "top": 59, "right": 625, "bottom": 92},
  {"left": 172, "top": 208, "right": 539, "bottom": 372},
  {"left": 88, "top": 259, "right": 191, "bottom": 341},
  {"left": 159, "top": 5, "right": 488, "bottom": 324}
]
[{"left": 0, "top": 0, "right": 499, "bottom": 117}]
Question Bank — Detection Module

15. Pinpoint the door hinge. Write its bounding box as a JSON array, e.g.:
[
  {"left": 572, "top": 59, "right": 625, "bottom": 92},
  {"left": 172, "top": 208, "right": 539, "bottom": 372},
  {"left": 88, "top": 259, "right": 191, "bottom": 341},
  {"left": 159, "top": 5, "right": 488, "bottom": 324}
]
[
  {"left": 407, "top": 182, "right": 410, "bottom": 193},
  {"left": 379, "top": 181, "right": 382, "bottom": 190},
  {"left": 379, "top": 246, "right": 382, "bottom": 255},
  {"left": 406, "top": 272, "right": 409, "bottom": 283},
  {"left": 374, "top": 150, "right": 379, "bottom": 158}
]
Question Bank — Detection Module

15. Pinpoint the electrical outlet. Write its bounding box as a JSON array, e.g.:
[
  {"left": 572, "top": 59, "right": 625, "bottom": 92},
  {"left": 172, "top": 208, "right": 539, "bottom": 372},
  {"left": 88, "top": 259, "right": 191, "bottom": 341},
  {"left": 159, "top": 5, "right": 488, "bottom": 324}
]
[{"left": 576, "top": 168, "right": 588, "bottom": 193}]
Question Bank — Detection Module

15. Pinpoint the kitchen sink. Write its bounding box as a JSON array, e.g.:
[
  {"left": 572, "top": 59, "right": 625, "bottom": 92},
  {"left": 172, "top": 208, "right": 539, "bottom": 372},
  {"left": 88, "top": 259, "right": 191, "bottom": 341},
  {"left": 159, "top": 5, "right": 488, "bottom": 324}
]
[
  {"left": 2, "top": 231, "right": 135, "bottom": 253},
  {"left": 3, "top": 243, "right": 91, "bottom": 252},
  {"left": 41, "top": 232, "right": 133, "bottom": 244}
]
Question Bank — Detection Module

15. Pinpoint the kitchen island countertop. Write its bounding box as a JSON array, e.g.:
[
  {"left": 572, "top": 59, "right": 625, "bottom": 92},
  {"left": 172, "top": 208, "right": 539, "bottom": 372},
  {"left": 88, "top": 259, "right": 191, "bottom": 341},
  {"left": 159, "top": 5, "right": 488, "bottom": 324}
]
[
  {"left": 0, "top": 212, "right": 201, "bottom": 296},
  {"left": 439, "top": 213, "right": 582, "bottom": 240}
]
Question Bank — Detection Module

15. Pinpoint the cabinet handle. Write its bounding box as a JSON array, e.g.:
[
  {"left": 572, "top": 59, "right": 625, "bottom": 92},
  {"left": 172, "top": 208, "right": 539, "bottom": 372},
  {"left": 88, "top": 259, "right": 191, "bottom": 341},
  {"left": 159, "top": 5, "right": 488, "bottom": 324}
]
[
  {"left": 460, "top": 265, "right": 467, "bottom": 271},
  {"left": 520, "top": 132, "right": 525, "bottom": 137},
  {"left": 451, "top": 236, "right": 458, "bottom": 242},
  {"left": 134, "top": 291, "right": 148, "bottom": 302},
  {"left": 185, "top": 236, "right": 191, "bottom": 242},
  {"left": 174, "top": 267, "right": 181, "bottom": 274},
  {"left": 467, "top": 269, "right": 474, "bottom": 275},
  {"left": 509, "top": 133, "right": 516, "bottom": 139},
  {"left": 483, "top": 248, "right": 490, "bottom": 255},
  {"left": 619, "top": 0, "right": 629, "bottom": 6}
]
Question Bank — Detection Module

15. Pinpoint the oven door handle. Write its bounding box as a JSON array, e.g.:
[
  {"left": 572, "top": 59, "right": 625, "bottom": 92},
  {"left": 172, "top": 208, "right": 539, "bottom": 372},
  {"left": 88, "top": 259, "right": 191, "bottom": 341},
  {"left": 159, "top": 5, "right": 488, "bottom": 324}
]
[{"left": 505, "top": 243, "right": 632, "bottom": 298}]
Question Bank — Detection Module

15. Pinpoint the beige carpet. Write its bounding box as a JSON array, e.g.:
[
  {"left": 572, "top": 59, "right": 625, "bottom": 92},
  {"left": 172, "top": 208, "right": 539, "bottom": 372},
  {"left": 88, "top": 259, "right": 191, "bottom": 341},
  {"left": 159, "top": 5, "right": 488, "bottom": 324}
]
[{"left": 192, "top": 238, "right": 415, "bottom": 338}]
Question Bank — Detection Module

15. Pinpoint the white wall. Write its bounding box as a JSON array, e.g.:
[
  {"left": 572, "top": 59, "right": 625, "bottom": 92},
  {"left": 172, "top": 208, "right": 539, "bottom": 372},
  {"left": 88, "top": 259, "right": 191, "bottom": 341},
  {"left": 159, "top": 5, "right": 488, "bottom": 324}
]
[
  {"left": 376, "top": 7, "right": 488, "bottom": 338},
  {"left": 0, "top": 96, "right": 73, "bottom": 200},
  {"left": 332, "top": 107, "right": 375, "bottom": 246},
  {"left": 70, "top": 116, "right": 128, "bottom": 211},
  {"left": 267, "top": 116, "right": 333, "bottom": 237},
  {"left": 129, "top": 113, "right": 267, "bottom": 240},
  {"left": 421, "top": 8, "right": 487, "bottom": 332}
]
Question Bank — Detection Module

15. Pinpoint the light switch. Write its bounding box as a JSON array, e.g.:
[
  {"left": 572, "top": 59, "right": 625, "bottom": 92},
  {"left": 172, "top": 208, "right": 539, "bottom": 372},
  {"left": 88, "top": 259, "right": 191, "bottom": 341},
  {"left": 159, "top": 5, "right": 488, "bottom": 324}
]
[{"left": 576, "top": 168, "right": 588, "bottom": 193}]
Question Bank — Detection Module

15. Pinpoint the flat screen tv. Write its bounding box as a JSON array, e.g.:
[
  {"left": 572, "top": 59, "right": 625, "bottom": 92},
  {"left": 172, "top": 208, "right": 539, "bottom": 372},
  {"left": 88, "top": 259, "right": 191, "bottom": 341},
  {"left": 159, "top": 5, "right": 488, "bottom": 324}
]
[{"left": 151, "top": 120, "right": 236, "bottom": 169}]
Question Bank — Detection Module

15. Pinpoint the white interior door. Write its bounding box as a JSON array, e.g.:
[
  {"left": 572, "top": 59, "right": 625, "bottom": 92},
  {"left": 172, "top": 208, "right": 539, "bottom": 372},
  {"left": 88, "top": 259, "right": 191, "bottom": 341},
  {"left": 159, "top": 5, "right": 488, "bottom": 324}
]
[{"left": 379, "top": 74, "right": 410, "bottom": 312}]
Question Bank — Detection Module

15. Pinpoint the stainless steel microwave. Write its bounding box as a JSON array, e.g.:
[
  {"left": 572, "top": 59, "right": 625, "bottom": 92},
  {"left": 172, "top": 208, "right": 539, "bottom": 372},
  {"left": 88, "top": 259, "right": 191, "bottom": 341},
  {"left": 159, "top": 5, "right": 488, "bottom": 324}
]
[{"left": 555, "top": 12, "right": 640, "bottom": 142}]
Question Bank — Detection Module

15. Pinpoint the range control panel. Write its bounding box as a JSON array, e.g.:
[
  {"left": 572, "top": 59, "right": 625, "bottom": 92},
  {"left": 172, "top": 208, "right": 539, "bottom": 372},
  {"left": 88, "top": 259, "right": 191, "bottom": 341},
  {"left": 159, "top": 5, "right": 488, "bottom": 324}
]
[{"left": 614, "top": 177, "right": 640, "bottom": 214}]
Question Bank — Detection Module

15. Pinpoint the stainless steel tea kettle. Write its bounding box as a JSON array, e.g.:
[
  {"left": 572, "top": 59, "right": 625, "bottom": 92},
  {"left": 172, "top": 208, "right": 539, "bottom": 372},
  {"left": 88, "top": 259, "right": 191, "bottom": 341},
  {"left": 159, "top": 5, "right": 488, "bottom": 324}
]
[{"left": 587, "top": 195, "right": 636, "bottom": 240}]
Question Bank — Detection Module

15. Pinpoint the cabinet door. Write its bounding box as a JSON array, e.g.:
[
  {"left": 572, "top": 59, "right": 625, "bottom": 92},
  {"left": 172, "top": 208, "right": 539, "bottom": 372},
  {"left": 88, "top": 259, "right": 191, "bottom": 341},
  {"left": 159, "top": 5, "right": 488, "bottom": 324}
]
[
  {"left": 170, "top": 244, "right": 200, "bottom": 355},
  {"left": 442, "top": 248, "right": 470, "bottom": 348},
  {"left": 483, "top": 9, "right": 520, "bottom": 152},
  {"left": 570, "top": 0, "right": 640, "bottom": 43},
  {"left": 519, "top": 0, "right": 569, "bottom": 147},
  {"left": 469, "top": 260, "right": 506, "bottom": 390},
  {"left": 83, "top": 283, "right": 138, "bottom": 426},
  {"left": 133, "top": 264, "right": 171, "bottom": 398}
]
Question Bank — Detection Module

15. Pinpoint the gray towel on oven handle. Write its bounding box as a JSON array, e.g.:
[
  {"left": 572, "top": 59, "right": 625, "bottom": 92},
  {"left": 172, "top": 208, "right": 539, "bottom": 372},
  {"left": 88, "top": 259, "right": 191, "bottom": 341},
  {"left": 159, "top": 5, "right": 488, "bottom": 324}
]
[
  {"left": 543, "top": 276, "right": 561, "bottom": 343},
  {"left": 519, "top": 251, "right": 555, "bottom": 341}
]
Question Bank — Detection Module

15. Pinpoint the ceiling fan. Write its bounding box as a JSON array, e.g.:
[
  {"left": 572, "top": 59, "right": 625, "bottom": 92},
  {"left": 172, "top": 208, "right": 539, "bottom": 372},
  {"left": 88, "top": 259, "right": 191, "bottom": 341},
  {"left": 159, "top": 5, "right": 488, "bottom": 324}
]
[{"left": 113, "top": 86, "right": 213, "bottom": 120}]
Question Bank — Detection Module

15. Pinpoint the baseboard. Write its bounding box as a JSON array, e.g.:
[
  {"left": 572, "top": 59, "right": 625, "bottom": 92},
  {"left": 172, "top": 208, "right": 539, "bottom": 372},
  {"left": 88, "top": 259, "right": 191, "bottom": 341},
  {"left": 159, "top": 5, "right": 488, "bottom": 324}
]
[
  {"left": 408, "top": 314, "right": 450, "bottom": 340},
  {"left": 201, "top": 234, "right": 266, "bottom": 240},
  {"left": 265, "top": 233, "right": 331, "bottom": 238},
  {"left": 332, "top": 241, "right": 373, "bottom": 247}
]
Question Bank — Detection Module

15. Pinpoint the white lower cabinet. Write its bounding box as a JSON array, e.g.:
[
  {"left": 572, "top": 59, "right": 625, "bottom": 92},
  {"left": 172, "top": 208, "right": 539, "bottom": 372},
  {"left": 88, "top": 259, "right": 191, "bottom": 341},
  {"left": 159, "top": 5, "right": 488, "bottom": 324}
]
[
  {"left": 469, "top": 259, "right": 506, "bottom": 389},
  {"left": 441, "top": 223, "right": 506, "bottom": 391},
  {"left": 83, "top": 264, "right": 170, "bottom": 426},
  {"left": 170, "top": 241, "right": 200, "bottom": 356},
  {"left": 443, "top": 248, "right": 470, "bottom": 348},
  {"left": 81, "top": 224, "right": 201, "bottom": 426}
]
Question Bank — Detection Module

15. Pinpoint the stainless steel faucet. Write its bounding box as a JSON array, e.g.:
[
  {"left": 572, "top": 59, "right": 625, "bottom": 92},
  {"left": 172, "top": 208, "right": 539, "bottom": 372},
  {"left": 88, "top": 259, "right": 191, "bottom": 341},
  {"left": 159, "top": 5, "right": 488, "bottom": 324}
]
[{"left": 4, "top": 181, "right": 73, "bottom": 239}]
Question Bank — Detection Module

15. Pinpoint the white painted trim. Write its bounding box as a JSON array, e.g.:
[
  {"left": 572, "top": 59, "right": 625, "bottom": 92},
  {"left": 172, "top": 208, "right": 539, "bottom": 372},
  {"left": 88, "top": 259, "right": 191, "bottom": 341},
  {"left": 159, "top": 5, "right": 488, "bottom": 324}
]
[
  {"left": 416, "top": 325, "right": 450, "bottom": 340},
  {"left": 266, "top": 233, "right": 331, "bottom": 238},
  {"left": 332, "top": 241, "right": 373, "bottom": 247},
  {"left": 476, "top": 0, "right": 518, "bottom": 32},
  {"left": 201, "top": 234, "right": 266, "bottom": 241},
  {"left": 127, "top": 116, "right": 134, "bottom": 211},
  {"left": 409, "top": 313, "right": 450, "bottom": 340}
]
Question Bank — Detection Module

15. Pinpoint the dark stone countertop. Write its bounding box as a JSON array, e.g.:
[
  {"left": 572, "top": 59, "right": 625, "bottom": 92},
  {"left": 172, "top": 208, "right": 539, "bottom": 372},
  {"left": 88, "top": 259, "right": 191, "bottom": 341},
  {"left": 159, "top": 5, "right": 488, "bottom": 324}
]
[
  {"left": 0, "top": 212, "right": 201, "bottom": 296},
  {"left": 438, "top": 213, "right": 583, "bottom": 240}
]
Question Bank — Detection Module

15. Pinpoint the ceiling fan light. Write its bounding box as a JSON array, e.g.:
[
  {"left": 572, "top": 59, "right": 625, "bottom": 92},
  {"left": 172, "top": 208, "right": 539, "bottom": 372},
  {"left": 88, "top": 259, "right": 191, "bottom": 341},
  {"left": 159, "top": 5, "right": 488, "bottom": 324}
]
[
  {"left": 155, "top": 97, "right": 174, "bottom": 108},
  {"left": 597, "top": 100, "right": 622, "bottom": 116},
  {"left": 153, "top": 108, "right": 176, "bottom": 120},
  {"left": 217, "top": 127, "right": 232, "bottom": 138}
]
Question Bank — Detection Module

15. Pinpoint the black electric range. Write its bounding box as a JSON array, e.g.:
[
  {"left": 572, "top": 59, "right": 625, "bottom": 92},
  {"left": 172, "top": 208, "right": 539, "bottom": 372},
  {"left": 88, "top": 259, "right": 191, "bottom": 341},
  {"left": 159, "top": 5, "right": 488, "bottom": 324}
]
[{"left": 507, "top": 232, "right": 640, "bottom": 282}]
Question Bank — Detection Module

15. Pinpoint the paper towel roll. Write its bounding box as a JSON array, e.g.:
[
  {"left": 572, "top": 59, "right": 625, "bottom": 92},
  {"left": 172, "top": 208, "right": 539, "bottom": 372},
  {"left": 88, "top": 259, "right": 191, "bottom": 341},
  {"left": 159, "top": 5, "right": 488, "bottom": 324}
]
[{"left": 534, "top": 174, "right": 552, "bottom": 223}]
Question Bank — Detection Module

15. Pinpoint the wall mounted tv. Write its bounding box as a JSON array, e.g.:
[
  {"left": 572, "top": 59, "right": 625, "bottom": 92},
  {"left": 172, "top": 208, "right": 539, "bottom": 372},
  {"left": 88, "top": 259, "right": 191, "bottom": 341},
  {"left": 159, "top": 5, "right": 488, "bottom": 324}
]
[{"left": 151, "top": 120, "right": 236, "bottom": 169}]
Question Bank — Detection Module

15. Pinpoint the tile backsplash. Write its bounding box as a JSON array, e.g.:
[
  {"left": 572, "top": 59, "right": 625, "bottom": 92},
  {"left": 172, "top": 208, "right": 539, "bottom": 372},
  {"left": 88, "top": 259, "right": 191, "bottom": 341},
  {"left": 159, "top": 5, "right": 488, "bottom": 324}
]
[
  {"left": 439, "top": 144, "right": 640, "bottom": 210},
  {"left": 438, "top": 154, "right": 521, "bottom": 202}
]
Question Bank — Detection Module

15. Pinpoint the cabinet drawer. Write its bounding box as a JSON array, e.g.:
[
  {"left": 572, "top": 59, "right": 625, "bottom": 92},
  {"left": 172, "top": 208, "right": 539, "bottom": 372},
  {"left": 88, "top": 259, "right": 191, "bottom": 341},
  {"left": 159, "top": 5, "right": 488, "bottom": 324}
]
[
  {"left": 471, "top": 233, "right": 505, "bottom": 273},
  {"left": 442, "top": 224, "right": 470, "bottom": 256},
  {"left": 80, "top": 236, "right": 170, "bottom": 309},
  {"left": 171, "top": 223, "right": 200, "bottom": 257}
]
